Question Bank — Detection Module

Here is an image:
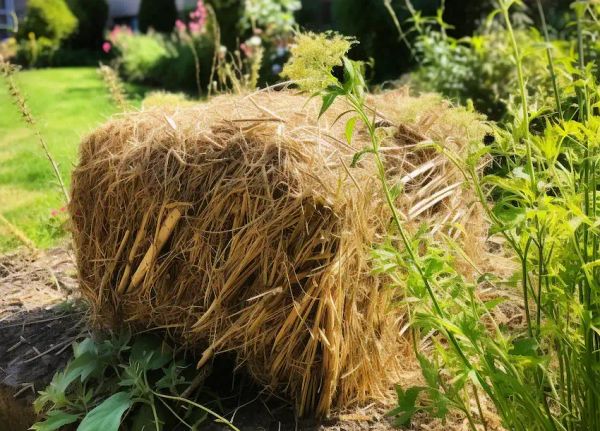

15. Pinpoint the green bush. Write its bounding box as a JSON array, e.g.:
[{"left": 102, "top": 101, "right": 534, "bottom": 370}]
[
  {"left": 138, "top": 0, "right": 178, "bottom": 33},
  {"left": 407, "top": 26, "right": 565, "bottom": 121},
  {"left": 15, "top": 33, "right": 58, "bottom": 67},
  {"left": 19, "top": 0, "right": 78, "bottom": 42},
  {"left": 109, "top": 27, "right": 214, "bottom": 93},
  {"left": 155, "top": 36, "right": 214, "bottom": 93},
  {"left": 330, "top": 0, "right": 495, "bottom": 83},
  {"left": 66, "top": 0, "right": 109, "bottom": 50},
  {"left": 111, "top": 31, "right": 173, "bottom": 82}
]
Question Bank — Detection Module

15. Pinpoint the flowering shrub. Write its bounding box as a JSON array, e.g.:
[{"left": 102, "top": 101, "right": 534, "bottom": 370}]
[
  {"left": 104, "top": 1, "right": 214, "bottom": 93},
  {"left": 107, "top": 25, "right": 172, "bottom": 82}
]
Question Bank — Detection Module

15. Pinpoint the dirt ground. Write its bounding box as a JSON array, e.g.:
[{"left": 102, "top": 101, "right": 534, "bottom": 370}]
[{"left": 0, "top": 246, "right": 508, "bottom": 431}]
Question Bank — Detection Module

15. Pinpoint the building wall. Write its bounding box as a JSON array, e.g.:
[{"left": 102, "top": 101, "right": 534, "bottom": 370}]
[
  {"left": 107, "top": 0, "right": 140, "bottom": 19},
  {"left": 13, "top": 0, "right": 24, "bottom": 17},
  {"left": 107, "top": 0, "right": 196, "bottom": 20}
]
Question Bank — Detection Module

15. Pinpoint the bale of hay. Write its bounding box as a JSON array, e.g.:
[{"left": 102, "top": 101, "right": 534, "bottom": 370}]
[{"left": 70, "top": 89, "right": 487, "bottom": 417}]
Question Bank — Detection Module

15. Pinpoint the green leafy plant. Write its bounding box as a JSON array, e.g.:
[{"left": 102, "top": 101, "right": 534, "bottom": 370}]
[
  {"left": 283, "top": 0, "right": 600, "bottom": 426},
  {"left": 240, "top": 0, "right": 300, "bottom": 36},
  {"left": 390, "top": 0, "right": 600, "bottom": 429},
  {"left": 32, "top": 332, "right": 239, "bottom": 431},
  {"left": 388, "top": 1, "right": 566, "bottom": 121},
  {"left": 18, "top": 0, "right": 77, "bottom": 43},
  {"left": 107, "top": 19, "right": 214, "bottom": 94}
]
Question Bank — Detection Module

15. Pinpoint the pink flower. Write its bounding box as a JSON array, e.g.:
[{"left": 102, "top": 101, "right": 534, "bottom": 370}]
[
  {"left": 175, "top": 19, "right": 186, "bottom": 33},
  {"left": 240, "top": 42, "right": 251, "bottom": 57},
  {"left": 102, "top": 41, "right": 111, "bottom": 53},
  {"left": 51, "top": 210, "right": 58, "bottom": 217},
  {"left": 108, "top": 25, "right": 132, "bottom": 42},
  {"left": 189, "top": 22, "right": 201, "bottom": 35},
  {"left": 186, "top": 0, "right": 207, "bottom": 35}
]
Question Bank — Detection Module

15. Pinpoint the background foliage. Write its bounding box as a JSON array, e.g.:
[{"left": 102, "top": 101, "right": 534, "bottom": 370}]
[{"left": 138, "top": 0, "right": 178, "bottom": 33}]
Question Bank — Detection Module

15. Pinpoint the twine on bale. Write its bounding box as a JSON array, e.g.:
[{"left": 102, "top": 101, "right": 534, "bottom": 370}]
[{"left": 70, "top": 89, "right": 488, "bottom": 417}]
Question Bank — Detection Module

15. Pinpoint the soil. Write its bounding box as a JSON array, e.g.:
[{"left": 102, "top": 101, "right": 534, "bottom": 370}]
[
  {"left": 0, "top": 246, "right": 508, "bottom": 431},
  {"left": 0, "top": 247, "right": 85, "bottom": 431}
]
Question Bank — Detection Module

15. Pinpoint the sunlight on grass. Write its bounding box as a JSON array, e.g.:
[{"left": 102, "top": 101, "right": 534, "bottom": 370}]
[{"left": 0, "top": 67, "right": 145, "bottom": 251}]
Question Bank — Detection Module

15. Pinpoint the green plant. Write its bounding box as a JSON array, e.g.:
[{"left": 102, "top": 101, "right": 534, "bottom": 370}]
[
  {"left": 108, "top": 23, "right": 215, "bottom": 94},
  {"left": 1, "top": 57, "right": 69, "bottom": 203},
  {"left": 240, "top": 0, "right": 300, "bottom": 36},
  {"left": 139, "top": 0, "right": 178, "bottom": 33},
  {"left": 391, "top": 0, "right": 600, "bottom": 429},
  {"left": 15, "top": 33, "right": 58, "bottom": 67},
  {"left": 66, "top": 0, "right": 109, "bottom": 50},
  {"left": 394, "top": 2, "right": 565, "bottom": 121},
  {"left": 285, "top": 30, "right": 549, "bottom": 430},
  {"left": 98, "top": 64, "right": 129, "bottom": 111},
  {"left": 284, "top": 0, "right": 600, "bottom": 425},
  {"left": 111, "top": 30, "right": 173, "bottom": 82},
  {"left": 32, "top": 332, "right": 239, "bottom": 431},
  {"left": 18, "top": 0, "right": 77, "bottom": 43}
]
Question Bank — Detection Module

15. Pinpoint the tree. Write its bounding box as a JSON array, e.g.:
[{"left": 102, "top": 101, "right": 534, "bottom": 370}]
[
  {"left": 19, "top": 0, "right": 78, "bottom": 42},
  {"left": 138, "top": 0, "right": 178, "bottom": 33},
  {"left": 66, "top": 0, "right": 109, "bottom": 50}
]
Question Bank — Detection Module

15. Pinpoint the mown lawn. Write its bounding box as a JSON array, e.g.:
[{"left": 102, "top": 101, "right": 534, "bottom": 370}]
[{"left": 0, "top": 67, "right": 146, "bottom": 251}]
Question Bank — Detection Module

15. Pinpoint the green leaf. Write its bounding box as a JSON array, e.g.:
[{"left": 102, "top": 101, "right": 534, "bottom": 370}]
[
  {"left": 398, "top": 386, "right": 423, "bottom": 412},
  {"left": 131, "top": 404, "right": 163, "bottom": 431},
  {"left": 342, "top": 57, "right": 356, "bottom": 92},
  {"left": 345, "top": 117, "right": 358, "bottom": 145},
  {"left": 424, "top": 256, "right": 445, "bottom": 278},
  {"left": 510, "top": 337, "right": 539, "bottom": 357},
  {"left": 31, "top": 410, "right": 79, "bottom": 431},
  {"left": 483, "top": 297, "right": 506, "bottom": 311},
  {"left": 389, "top": 182, "right": 403, "bottom": 200},
  {"left": 131, "top": 335, "right": 171, "bottom": 370},
  {"left": 70, "top": 353, "right": 102, "bottom": 383},
  {"left": 351, "top": 147, "right": 375, "bottom": 167},
  {"left": 54, "top": 352, "right": 101, "bottom": 393},
  {"left": 386, "top": 385, "right": 424, "bottom": 426},
  {"left": 77, "top": 392, "right": 132, "bottom": 431},
  {"left": 417, "top": 354, "right": 440, "bottom": 388},
  {"left": 319, "top": 92, "right": 338, "bottom": 119},
  {"left": 73, "top": 338, "right": 98, "bottom": 358}
]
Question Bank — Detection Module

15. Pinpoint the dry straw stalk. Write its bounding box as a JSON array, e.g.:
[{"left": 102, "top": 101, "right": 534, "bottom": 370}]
[{"left": 70, "top": 89, "right": 488, "bottom": 417}]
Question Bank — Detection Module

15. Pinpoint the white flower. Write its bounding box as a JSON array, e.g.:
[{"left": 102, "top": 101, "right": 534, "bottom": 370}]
[{"left": 248, "top": 36, "right": 262, "bottom": 46}]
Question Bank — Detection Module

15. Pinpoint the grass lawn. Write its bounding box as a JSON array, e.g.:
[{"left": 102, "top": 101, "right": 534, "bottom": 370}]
[{"left": 0, "top": 67, "right": 146, "bottom": 251}]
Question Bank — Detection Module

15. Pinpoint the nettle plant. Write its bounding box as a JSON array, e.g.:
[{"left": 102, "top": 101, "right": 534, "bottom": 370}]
[
  {"left": 283, "top": 0, "right": 600, "bottom": 429},
  {"left": 32, "top": 333, "right": 237, "bottom": 431}
]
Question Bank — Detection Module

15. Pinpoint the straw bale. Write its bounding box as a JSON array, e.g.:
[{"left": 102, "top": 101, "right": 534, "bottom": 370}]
[{"left": 69, "top": 89, "right": 487, "bottom": 417}]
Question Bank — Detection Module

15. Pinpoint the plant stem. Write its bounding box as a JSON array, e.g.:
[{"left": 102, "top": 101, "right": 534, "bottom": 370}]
[
  {"left": 153, "top": 391, "right": 239, "bottom": 431},
  {"left": 501, "top": 3, "right": 536, "bottom": 188}
]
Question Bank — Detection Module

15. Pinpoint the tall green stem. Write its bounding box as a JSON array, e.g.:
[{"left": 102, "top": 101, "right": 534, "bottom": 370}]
[{"left": 501, "top": 4, "right": 536, "bottom": 188}]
